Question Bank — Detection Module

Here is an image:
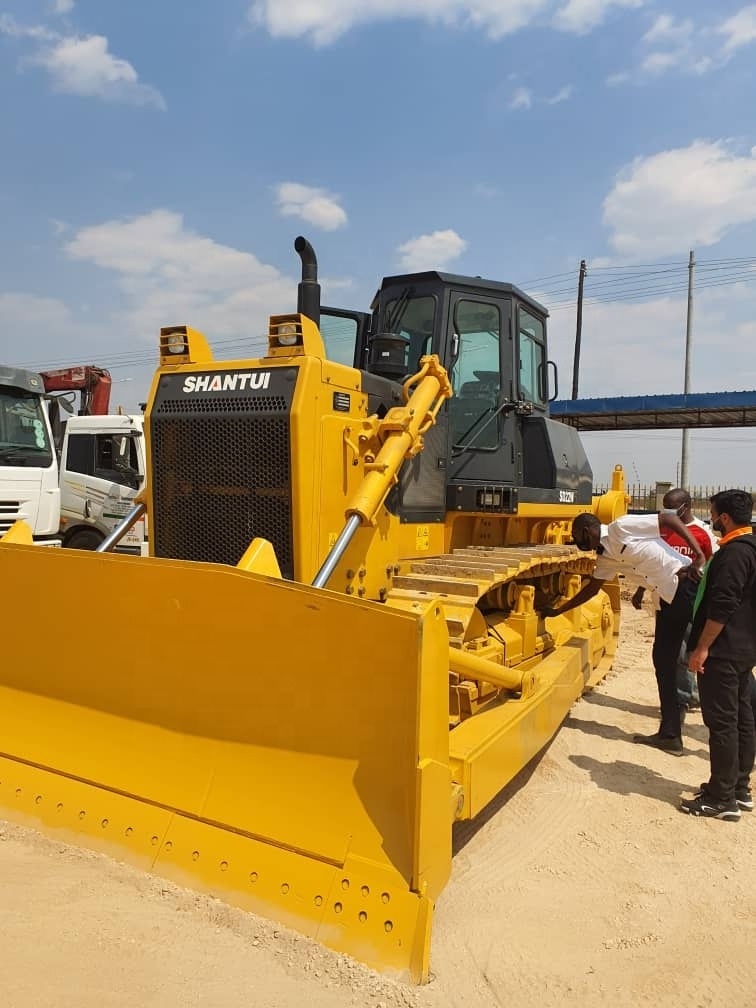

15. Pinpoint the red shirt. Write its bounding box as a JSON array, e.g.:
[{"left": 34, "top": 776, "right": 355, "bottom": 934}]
[{"left": 661, "top": 522, "right": 713, "bottom": 561}]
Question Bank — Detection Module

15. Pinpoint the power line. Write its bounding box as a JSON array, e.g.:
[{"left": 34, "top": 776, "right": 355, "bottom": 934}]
[
  {"left": 16, "top": 334, "right": 269, "bottom": 373},
  {"left": 544, "top": 267, "right": 756, "bottom": 311},
  {"left": 519, "top": 269, "right": 575, "bottom": 287},
  {"left": 537, "top": 264, "right": 756, "bottom": 301},
  {"left": 526, "top": 256, "right": 756, "bottom": 300}
]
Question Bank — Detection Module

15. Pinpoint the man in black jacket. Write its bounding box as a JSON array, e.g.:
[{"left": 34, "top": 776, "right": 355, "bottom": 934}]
[{"left": 682, "top": 490, "right": 756, "bottom": 821}]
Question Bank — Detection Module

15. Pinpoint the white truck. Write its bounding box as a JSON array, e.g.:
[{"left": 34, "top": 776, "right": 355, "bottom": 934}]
[
  {"left": 0, "top": 366, "right": 61, "bottom": 544},
  {"left": 58, "top": 413, "right": 146, "bottom": 552},
  {"left": 0, "top": 365, "right": 145, "bottom": 550}
]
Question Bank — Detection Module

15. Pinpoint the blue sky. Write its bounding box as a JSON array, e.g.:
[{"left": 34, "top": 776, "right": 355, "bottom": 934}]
[{"left": 2, "top": 0, "right": 756, "bottom": 487}]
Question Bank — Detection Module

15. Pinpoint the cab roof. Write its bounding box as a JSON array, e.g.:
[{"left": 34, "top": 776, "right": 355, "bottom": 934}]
[
  {"left": 66, "top": 414, "right": 144, "bottom": 431},
  {"left": 0, "top": 366, "right": 44, "bottom": 393},
  {"left": 376, "top": 272, "right": 549, "bottom": 317}
]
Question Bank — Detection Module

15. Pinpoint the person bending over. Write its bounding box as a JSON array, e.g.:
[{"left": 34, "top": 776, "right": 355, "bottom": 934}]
[{"left": 544, "top": 510, "right": 706, "bottom": 755}]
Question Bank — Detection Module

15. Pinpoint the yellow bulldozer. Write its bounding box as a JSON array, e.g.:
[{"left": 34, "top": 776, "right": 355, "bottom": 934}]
[{"left": 0, "top": 238, "right": 626, "bottom": 982}]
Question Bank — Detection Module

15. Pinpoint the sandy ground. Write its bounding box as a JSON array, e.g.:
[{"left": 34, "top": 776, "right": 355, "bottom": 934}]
[{"left": 2, "top": 599, "right": 754, "bottom": 1008}]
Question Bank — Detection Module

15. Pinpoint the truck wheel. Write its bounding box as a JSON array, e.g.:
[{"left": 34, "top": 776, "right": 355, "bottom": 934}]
[{"left": 64, "top": 529, "right": 104, "bottom": 551}]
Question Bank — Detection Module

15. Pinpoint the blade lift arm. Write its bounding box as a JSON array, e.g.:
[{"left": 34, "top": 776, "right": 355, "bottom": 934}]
[{"left": 312, "top": 355, "right": 452, "bottom": 588}]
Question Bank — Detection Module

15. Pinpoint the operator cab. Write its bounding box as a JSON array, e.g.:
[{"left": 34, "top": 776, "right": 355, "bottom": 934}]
[{"left": 320, "top": 270, "right": 591, "bottom": 519}]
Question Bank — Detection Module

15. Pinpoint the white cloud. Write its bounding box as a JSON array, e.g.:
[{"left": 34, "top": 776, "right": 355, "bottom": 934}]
[
  {"left": 509, "top": 86, "right": 533, "bottom": 109},
  {"left": 396, "top": 229, "right": 467, "bottom": 270},
  {"left": 612, "top": 9, "right": 756, "bottom": 83},
  {"left": 0, "top": 17, "right": 164, "bottom": 107},
  {"left": 545, "top": 84, "right": 573, "bottom": 103},
  {"left": 34, "top": 35, "right": 165, "bottom": 107},
  {"left": 248, "top": 0, "right": 654, "bottom": 46},
  {"left": 0, "top": 292, "right": 106, "bottom": 372},
  {"left": 52, "top": 0, "right": 75, "bottom": 13},
  {"left": 640, "top": 49, "right": 683, "bottom": 74},
  {"left": 602, "top": 140, "right": 756, "bottom": 259},
  {"left": 0, "top": 14, "right": 56, "bottom": 41},
  {"left": 691, "top": 56, "right": 713, "bottom": 74},
  {"left": 251, "top": 1, "right": 564, "bottom": 46},
  {"left": 65, "top": 209, "right": 297, "bottom": 349},
  {"left": 2, "top": 214, "right": 310, "bottom": 398},
  {"left": 553, "top": 0, "right": 645, "bottom": 35},
  {"left": 718, "top": 4, "right": 756, "bottom": 53},
  {"left": 635, "top": 14, "right": 709, "bottom": 77},
  {"left": 546, "top": 293, "right": 693, "bottom": 396},
  {"left": 0, "top": 292, "right": 77, "bottom": 334},
  {"left": 275, "top": 182, "right": 347, "bottom": 231},
  {"left": 546, "top": 284, "right": 756, "bottom": 398},
  {"left": 319, "top": 275, "right": 354, "bottom": 291},
  {"left": 642, "top": 13, "right": 692, "bottom": 45}
]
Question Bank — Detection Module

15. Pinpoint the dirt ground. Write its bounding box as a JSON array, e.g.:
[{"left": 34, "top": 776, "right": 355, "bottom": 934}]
[{"left": 2, "top": 599, "right": 754, "bottom": 1008}]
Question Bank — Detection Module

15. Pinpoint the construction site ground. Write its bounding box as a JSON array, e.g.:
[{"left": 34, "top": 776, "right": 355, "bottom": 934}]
[{"left": 2, "top": 598, "right": 754, "bottom": 1008}]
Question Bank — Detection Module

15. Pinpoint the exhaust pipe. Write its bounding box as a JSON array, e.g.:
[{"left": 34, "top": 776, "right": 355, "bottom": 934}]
[{"left": 294, "top": 236, "right": 320, "bottom": 328}]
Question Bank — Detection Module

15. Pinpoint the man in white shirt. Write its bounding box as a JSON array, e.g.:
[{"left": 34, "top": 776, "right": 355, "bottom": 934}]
[{"left": 544, "top": 510, "right": 706, "bottom": 754}]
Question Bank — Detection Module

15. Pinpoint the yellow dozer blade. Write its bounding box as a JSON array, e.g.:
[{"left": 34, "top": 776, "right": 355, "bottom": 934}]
[{"left": 0, "top": 541, "right": 451, "bottom": 982}]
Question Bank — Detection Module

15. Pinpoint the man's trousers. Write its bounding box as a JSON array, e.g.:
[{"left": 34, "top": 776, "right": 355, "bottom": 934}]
[
  {"left": 698, "top": 657, "right": 756, "bottom": 802},
  {"left": 652, "top": 577, "right": 696, "bottom": 739}
]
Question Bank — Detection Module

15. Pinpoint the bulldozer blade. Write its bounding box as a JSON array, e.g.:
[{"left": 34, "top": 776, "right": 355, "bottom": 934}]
[{"left": 0, "top": 542, "right": 452, "bottom": 982}]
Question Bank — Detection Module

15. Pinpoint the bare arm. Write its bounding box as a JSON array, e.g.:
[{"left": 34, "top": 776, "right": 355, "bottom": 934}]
[
  {"left": 544, "top": 577, "right": 605, "bottom": 617},
  {"left": 658, "top": 512, "right": 706, "bottom": 567}
]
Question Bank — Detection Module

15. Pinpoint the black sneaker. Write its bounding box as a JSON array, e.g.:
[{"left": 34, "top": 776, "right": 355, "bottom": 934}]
[
  {"left": 736, "top": 788, "right": 753, "bottom": 812},
  {"left": 680, "top": 794, "right": 740, "bottom": 820},
  {"left": 632, "top": 732, "right": 683, "bottom": 756},
  {"left": 695, "top": 782, "right": 753, "bottom": 812}
]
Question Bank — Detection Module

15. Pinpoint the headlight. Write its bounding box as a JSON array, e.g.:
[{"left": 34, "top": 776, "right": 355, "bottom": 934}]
[
  {"left": 276, "top": 322, "right": 299, "bottom": 346},
  {"left": 166, "top": 331, "right": 187, "bottom": 355}
]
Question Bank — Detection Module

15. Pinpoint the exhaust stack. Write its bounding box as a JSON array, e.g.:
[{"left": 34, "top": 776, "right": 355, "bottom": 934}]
[{"left": 294, "top": 236, "right": 321, "bottom": 328}]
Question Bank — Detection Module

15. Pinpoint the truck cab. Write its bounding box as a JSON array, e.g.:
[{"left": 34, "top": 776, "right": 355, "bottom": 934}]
[
  {"left": 0, "top": 366, "right": 61, "bottom": 543},
  {"left": 58, "top": 414, "right": 146, "bottom": 551}
]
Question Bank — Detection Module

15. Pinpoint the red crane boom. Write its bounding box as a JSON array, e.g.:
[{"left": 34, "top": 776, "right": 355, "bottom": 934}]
[{"left": 40, "top": 366, "right": 112, "bottom": 415}]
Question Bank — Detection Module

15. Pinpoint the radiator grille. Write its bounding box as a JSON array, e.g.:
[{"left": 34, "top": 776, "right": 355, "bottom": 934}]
[
  {"left": 0, "top": 500, "right": 22, "bottom": 535},
  {"left": 150, "top": 376, "right": 296, "bottom": 576}
]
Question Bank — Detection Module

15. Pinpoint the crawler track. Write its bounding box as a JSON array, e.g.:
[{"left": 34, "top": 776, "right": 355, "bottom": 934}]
[{"left": 387, "top": 544, "right": 598, "bottom": 646}]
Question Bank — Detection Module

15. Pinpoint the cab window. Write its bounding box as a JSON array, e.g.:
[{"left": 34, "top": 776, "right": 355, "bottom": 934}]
[
  {"left": 319, "top": 314, "right": 359, "bottom": 367},
  {"left": 95, "top": 434, "right": 140, "bottom": 489},
  {"left": 382, "top": 294, "right": 436, "bottom": 376},
  {"left": 0, "top": 389, "right": 53, "bottom": 466},
  {"left": 68, "top": 433, "right": 141, "bottom": 489},
  {"left": 449, "top": 300, "right": 501, "bottom": 450},
  {"left": 518, "top": 308, "right": 546, "bottom": 407}
]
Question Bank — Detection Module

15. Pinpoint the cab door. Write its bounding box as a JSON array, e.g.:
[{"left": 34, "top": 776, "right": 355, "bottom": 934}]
[{"left": 445, "top": 294, "right": 520, "bottom": 487}]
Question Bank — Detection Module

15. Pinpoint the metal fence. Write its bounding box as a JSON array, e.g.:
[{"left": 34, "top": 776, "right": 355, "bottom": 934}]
[{"left": 592, "top": 481, "right": 756, "bottom": 522}]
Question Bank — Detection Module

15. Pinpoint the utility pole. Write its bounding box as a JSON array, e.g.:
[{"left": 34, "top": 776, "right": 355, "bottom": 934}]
[
  {"left": 680, "top": 250, "right": 694, "bottom": 487},
  {"left": 571, "top": 259, "right": 587, "bottom": 400}
]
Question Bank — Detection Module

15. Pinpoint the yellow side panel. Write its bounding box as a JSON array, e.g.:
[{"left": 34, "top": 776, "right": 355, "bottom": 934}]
[{"left": 0, "top": 543, "right": 452, "bottom": 982}]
